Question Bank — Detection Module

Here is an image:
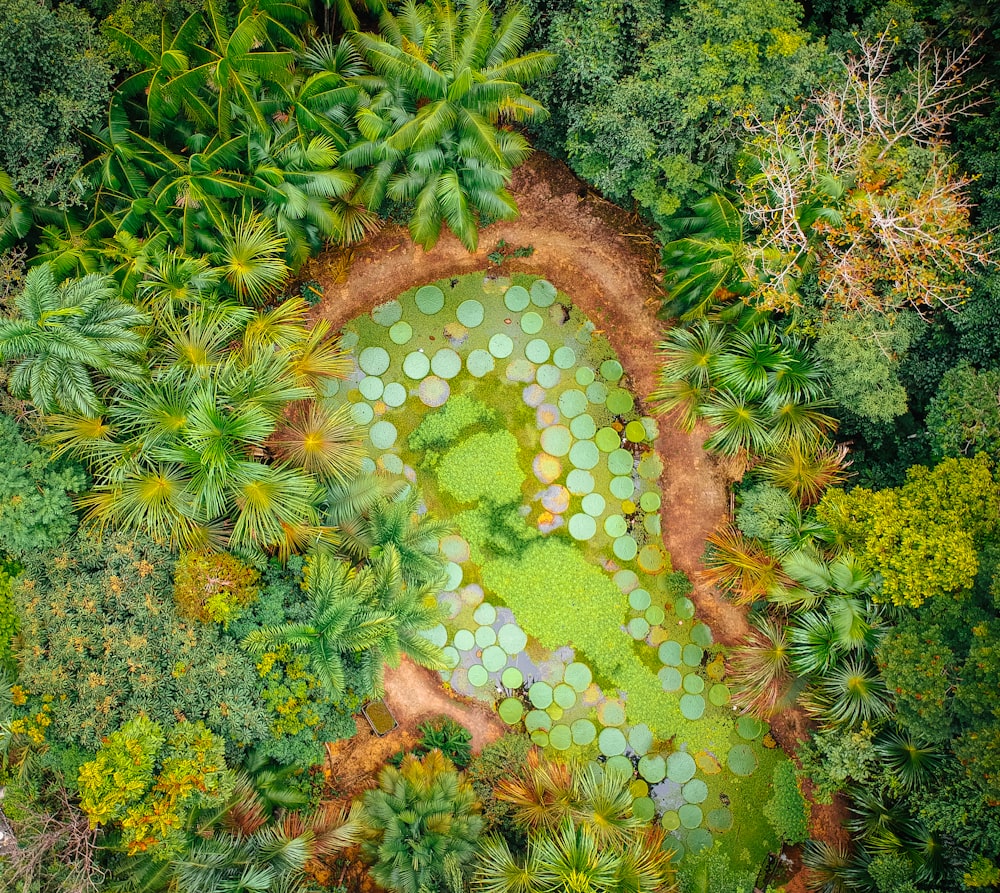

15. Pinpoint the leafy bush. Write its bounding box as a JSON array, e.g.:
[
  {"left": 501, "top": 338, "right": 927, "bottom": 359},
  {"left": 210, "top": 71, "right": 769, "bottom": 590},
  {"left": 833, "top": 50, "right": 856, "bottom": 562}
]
[
  {"left": 926, "top": 363, "right": 1000, "bottom": 461},
  {"left": 0, "top": 413, "right": 85, "bottom": 557},
  {"left": 735, "top": 483, "right": 795, "bottom": 543},
  {"left": 466, "top": 732, "right": 533, "bottom": 838},
  {"left": 0, "top": 563, "right": 18, "bottom": 674},
  {"left": 763, "top": 761, "right": 810, "bottom": 844},
  {"left": 409, "top": 395, "right": 496, "bottom": 453},
  {"left": 173, "top": 550, "right": 260, "bottom": 625},
  {"left": 676, "top": 839, "right": 757, "bottom": 893},
  {"left": 437, "top": 430, "right": 526, "bottom": 504},
  {"left": 393, "top": 718, "right": 473, "bottom": 769}
]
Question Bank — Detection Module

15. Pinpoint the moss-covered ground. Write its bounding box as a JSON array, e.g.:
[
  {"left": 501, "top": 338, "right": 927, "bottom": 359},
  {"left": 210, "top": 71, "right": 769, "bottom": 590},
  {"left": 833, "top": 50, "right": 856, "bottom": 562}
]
[{"left": 327, "top": 272, "right": 782, "bottom": 867}]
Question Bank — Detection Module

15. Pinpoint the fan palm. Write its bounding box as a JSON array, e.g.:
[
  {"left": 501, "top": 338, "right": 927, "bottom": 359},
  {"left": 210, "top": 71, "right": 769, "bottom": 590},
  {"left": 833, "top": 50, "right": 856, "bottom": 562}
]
[
  {"left": 729, "top": 614, "right": 791, "bottom": 718},
  {"left": 801, "top": 654, "right": 892, "bottom": 726},
  {"left": 0, "top": 264, "right": 149, "bottom": 414},
  {"left": 875, "top": 729, "right": 945, "bottom": 792},
  {"left": 346, "top": 0, "right": 556, "bottom": 250},
  {"left": 651, "top": 319, "right": 726, "bottom": 424},
  {"left": 758, "top": 440, "right": 850, "bottom": 505},
  {"left": 701, "top": 524, "right": 786, "bottom": 604},
  {"left": 213, "top": 212, "right": 290, "bottom": 303},
  {"left": 271, "top": 402, "right": 363, "bottom": 482},
  {"left": 360, "top": 749, "right": 483, "bottom": 893}
]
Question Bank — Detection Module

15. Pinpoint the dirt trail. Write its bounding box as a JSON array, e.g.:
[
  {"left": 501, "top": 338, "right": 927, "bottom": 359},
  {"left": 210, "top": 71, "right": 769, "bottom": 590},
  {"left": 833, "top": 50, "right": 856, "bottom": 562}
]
[{"left": 307, "top": 152, "right": 748, "bottom": 645}]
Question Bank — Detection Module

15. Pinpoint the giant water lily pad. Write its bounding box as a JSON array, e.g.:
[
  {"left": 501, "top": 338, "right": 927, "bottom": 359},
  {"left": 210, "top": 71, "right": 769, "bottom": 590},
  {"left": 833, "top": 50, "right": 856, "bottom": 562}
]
[
  {"left": 727, "top": 744, "right": 758, "bottom": 776},
  {"left": 502, "top": 666, "right": 524, "bottom": 689},
  {"left": 553, "top": 684, "right": 576, "bottom": 710},
  {"left": 667, "top": 752, "right": 697, "bottom": 784},
  {"left": 709, "top": 684, "right": 731, "bottom": 706},
  {"left": 566, "top": 469, "right": 595, "bottom": 494},
  {"left": 682, "top": 644, "right": 704, "bottom": 667},
  {"left": 610, "top": 476, "right": 634, "bottom": 500},
  {"left": 537, "top": 364, "right": 561, "bottom": 388},
  {"left": 521, "top": 312, "right": 543, "bottom": 334},
  {"left": 499, "top": 698, "right": 524, "bottom": 724},
  {"left": 559, "top": 389, "right": 589, "bottom": 418},
  {"left": 369, "top": 421, "right": 397, "bottom": 449},
  {"left": 683, "top": 674, "right": 705, "bottom": 694},
  {"left": 489, "top": 333, "right": 514, "bottom": 358},
  {"left": 540, "top": 425, "right": 572, "bottom": 457},
  {"left": 467, "top": 349, "right": 495, "bottom": 377},
  {"left": 372, "top": 300, "right": 402, "bottom": 326},
  {"left": 628, "top": 724, "right": 653, "bottom": 755},
  {"left": 553, "top": 346, "right": 576, "bottom": 368},
  {"left": 582, "top": 493, "right": 606, "bottom": 516},
  {"left": 659, "top": 641, "right": 682, "bottom": 666},
  {"left": 632, "top": 797, "right": 656, "bottom": 822},
  {"left": 476, "top": 626, "right": 497, "bottom": 648},
  {"left": 679, "top": 694, "right": 705, "bottom": 720},
  {"left": 569, "top": 441, "right": 600, "bottom": 470},
  {"left": 599, "top": 727, "right": 627, "bottom": 756},
  {"left": 600, "top": 359, "right": 623, "bottom": 381},
  {"left": 498, "top": 624, "right": 528, "bottom": 654},
  {"left": 614, "top": 536, "right": 638, "bottom": 561},
  {"left": 525, "top": 710, "right": 551, "bottom": 732},
  {"left": 687, "top": 828, "right": 713, "bottom": 854},
  {"left": 403, "top": 351, "right": 431, "bottom": 379},
  {"left": 682, "top": 779, "right": 708, "bottom": 803},
  {"left": 454, "top": 629, "right": 475, "bottom": 651},
  {"left": 638, "top": 754, "right": 666, "bottom": 783},
  {"left": 383, "top": 382, "right": 407, "bottom": 407},
  {"left": 549, "top": 724, "right": 572, "bottom": 750},
  {"left": 737, "top": 715, "right": 768, "bottom": 740},
  {"left": 482, "top": 644, "right": 507, "bottom": 671},
  {"left": 457, "top": 299, "right": 484, "bottom": 327},
  {"left": 598, "top": 700, "right": 625, "bottom": 726},
  {"left": 596, "top": 427, "right": 621, "bottom": 452},
  {"left": 504, "top": 285, "right": 530, "bottom": 311},
  {"left": 691, "top": 623, "right": 714, "bottom": 647},
  {"left": 629, "top": 588, "right": 651, "bottom": 611},
  {"left": 605, "top": 755, "right": 634, "bottom": 780},
  {"left": 359, "top": 376, "right": 384, "bottom": 400},
  {"left": 529, "top": 682, "right": 553, "bottom": 709},
  {"left": 645, "top": 605, "right": 665, "bottom": 626},
  {"left": 415, "top": 285, "right": 445, "bottom": 313},
  {"left": 570, "top": 414, "right": 597, "bottom": 440},
  {"left": 431, "top": 348, "right": 462, "bottom": 379},
  {"left": 389, "top": 321, "right": 412, "bottom": 344},
  {"left": 359, "top": 346, "right": 390, "bottom": 375},
  {"left": 571, "top": 719, "right": 596, "bottom": 745},
  {"left": 658, "top": 667, "right": 682, "bottom": 691},
  {"left": 678, "top": 804, "right": 703, "bottom": 830},
  {"left": 468, "top": 665, "right": 489, "bottom": 687},
  {"left": 568, "top": 513, "right": 597, "bottom": 540},
  {"left": 531, "top": 279, "right": 557, "bottom": 306},
  {"left": 525, "top": 338, "right": 550, "bottom": 364},
  {"left": 707, "top": 807, "right": 733, "bottom": 832},
  {"left": 564, "top": 662, "right": 592, "bottom": 692}
]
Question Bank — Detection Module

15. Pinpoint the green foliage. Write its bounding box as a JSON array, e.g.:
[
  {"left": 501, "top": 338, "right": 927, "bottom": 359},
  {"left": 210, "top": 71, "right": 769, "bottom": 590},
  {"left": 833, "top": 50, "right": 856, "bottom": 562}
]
[
  {"left": 77, "top": 716, "right": 232, "bottom": 856},
  {"left": 0, "top": 0, "right": 113, "bottom": 206},
  {"left": 763, "top": 760, "right": 810, "bottom": 844},
  {"left": 360, "top": 749, "right": 483, "bottom": 893},
  {"left": 413, "top": 718, "right": 473, "bottom": 769},
  {"left": 797, "top": 723, "right": 880, "bottom": 802},
  {"left": 173, "top": 550, "right": 260, "bottom": 625},
  {"left": 676, "top": 840, "right": 757, "bottom": 893},
  {"left": 817, "top": 455, "right": 1000, "bottom": 607},
  {"left": 0, "top": 412, "right": 84, "bottom": 557},
  {"left": 926, "top": 363, "right": 1000, "bottom": 461},
  {"left": 455, "top": 500, "right": 539, "bottom": 564},
  {"left": 465, "top": 732, "right": 533, "bottom": 838},
  {"left": 735, "top": 483, "right": 795, "bottom": 543},
  {"left": 0, "top": 564, "right": 18, "bottom": 674},
  {"left": 437, "top": 430, "right": 526, "bottom": 504},
  {"left": 408, "top": 395, "right": 496, "bottom": 453},
  {"left": 963, "top": 856, "right": 1000, "bottom": 889},
  {"left": 816, "top": 312, "right": 925, "bottom": 426},
  {"left": 12, "top": 529, "right": 271, "bottom": 753}
]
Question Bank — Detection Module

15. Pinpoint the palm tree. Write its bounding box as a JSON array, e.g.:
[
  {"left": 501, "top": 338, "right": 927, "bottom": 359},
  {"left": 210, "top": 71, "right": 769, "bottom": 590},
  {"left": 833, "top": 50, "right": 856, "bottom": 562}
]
[
  {"left": 212, "top": 212, "right": 290, "bottom": 304},
  {"left": 758, "top": 440, "right": 850, "bottom": 505},
  {"left": 650, "top": 320, "right": 726, "bottom": 431},
  {"left": 271, "top": 402, "right": 363, "bottom": 482},
  {"left": 360, "top": 749, "right": 483, "bottom": 893},
  {"left": 701, "top": 524, "right": 785, "bottom": 604},
  {"left": 800, "top": 654, "right": 892, "bottom": 727},
  {"left": 729, "top": 614, "right": 791, "bottom": 718},
  {"left": 875, "top": 729, "right": 945, "bottom": 792},
  {"left": 0, "top": 264, "right": 149, "bottom": 414},
  {"left": 346, "top": 0, "right": 556, "bottom": 250}
]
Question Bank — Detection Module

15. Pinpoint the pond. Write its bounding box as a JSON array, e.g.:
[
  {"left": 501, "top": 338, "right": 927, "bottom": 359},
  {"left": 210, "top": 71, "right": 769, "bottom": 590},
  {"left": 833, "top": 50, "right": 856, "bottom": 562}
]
[{"left": 327, "top": 272, "right": 783, "bottom": 866}]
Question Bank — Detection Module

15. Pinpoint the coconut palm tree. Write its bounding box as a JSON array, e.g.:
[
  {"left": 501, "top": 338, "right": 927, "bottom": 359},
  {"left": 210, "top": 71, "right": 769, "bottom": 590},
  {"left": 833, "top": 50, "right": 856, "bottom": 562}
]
[
  {"left": 0, "top": 264, "right": 149, "bottom": 414},
  {"left": 360, "top": 749, "right": 483, "bottom": 893},
  {"left": 346, "top": 0, "right": 556, "bottom": 250}
]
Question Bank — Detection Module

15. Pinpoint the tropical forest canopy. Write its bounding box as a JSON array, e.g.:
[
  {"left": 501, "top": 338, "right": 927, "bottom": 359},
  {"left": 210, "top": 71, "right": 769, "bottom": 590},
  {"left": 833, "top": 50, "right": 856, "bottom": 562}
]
[{"left": 0, "top": 0, "right": 998, "bottom": 891}]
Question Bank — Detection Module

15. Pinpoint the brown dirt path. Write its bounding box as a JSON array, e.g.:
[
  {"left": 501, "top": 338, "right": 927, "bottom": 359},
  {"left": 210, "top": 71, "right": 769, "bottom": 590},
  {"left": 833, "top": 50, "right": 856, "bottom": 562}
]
[{"left": 306, "top": 152, "right": 748, "bottom": 645}]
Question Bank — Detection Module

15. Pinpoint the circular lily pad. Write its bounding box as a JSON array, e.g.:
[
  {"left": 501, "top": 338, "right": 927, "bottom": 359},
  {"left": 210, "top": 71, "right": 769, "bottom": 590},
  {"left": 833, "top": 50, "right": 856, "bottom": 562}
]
[
  {"left": 571, "top": 719, "right": 596, "bottom": 745},
  {"left": 553, "top": 346, "right": 576, "bottom": 369},
  {"left": 381, "top": 452, "right": 404, "bottom": 474},
  {"left": 582, "top": 493, "right": 606, "bottom": 516},
  {"left": 476, "top": 625, "right": 497, "bottom": 648},
  {"left": 604, "top": 515, "right": 628, "bottom": 537},
  {"left": 415, "top": 285, "right": 445, "bottom": 314},
  {"left": 659, "top": 641, "right": 682, "bottom": 666},
  {"left": 615, "top": 572, "right": 639, "bottom": 595},
  {"left": 382, "top": 382, "right": 407, "bottom": 407},
  {"left": 728, "top": 744, "right": 758, "bottom": 776},
  {"left": 533, "top": 453, "right": 562, "bottom": 485},
  {"left": 559, "top": 389, "right": 589, "bottom": 418},
  {"left": 679, "top": 694, "right": 705, "bottom": 720},
  {"left": 568, "top": 513, "right": 597, "bottom": 541},
  {"left": 667, "top": 841, "right": 686, "bottom": 862},
  {"left": 707, "top": 807, "right": 733, "bottom": 832},
  {"left": 536, "top": 364, "right": 560, "bottom": 389},
  {"left": 525, "top": 709, "right": 551, "bottom": 732},
  {"left": 658, "top": 667, "right": 682, "bottom": 691},
  {"left": 608, "top": 449, "right": 634, "bottom": 476},
  {"left": 482, "top": 644, "right": 507, "bottom": 672},
  {"left": 502, "top": 666, "right": 524, "bottom": 689},
  {"left": 628, "top": 724, "right": 653, "bottom": 755},
  {"left": 530, "top": 279, "right": 557, "bottom": 306},
  {"left": 678, "top": 804, "right": 703, "bottom": 830},
  {"left": 489, "top": 333, "right": 514, "bottom": 358},
  {"left": 529, "top": 682, "right": 553, "bottom": 708},
  {"left": 640, "top": 492, "right": 661, "bottom": 512},
  {"left": 569, "top": 441, "right": 600, "bottom": 469},
  {"left": 632, "top": 797, "right": 655, "bottom": 822},
  {"left": 638, "top": 754, "right": 666, "bottom": 783},
  {"left": 359, "top": 346, "right": 390, "bottom": 376},
  {"left": 499, "top": 698, "right": 524, "bottom": 725},
  {"left": 614, "top": 536, "right": 638, "bottom": 561},
  {"left": 468, "top": 664, "right": 489, "bottom": 687},
  {"left": 540, "top": 425, "right": 572, "bottom": 457},
  {"left": 372, "top": 299, "right": 402, "bottom": 326},
  {"left": 737, "top": 715, "right": 768, "bottom": 740},
  {"left": 566, "top": 469, "right": 595, "bottom": 495},
  {"left": 599, "top": 727, "right": 627, "bottom": 756},
  {"left": 628, "top": 617, "right": 650, "bottom": 639},
  {"left": 682, "top": 779, "right": 708, "bottom": 804},
  {"left": 424, "top": 624, "right": 448, "bottom": 648},
  {"left": 454, "top": 629, "right": 475, "bottom": 651},
  {"left": 661, "top": 811, "right": 680, "bottom": 832},
  {"left": 605, "top": 754, "right": 634, "bottom": 780},
  {"left": 625, "top": 420, "right": 647, "bottom": 442},
  {"left": 683, "top": 674, "right": 705, "bottom": 694},
  {"left": 467, "top": 349, "right": 495, "bottom": 377},
  {"left": 595, "top": 428, "right": 621, "bottom": 453},
  {"left": 645, "top": 605, "right": 665, "bottom": 626},
  {"left": 564, "top": 662, "right": 592, "bottom": 692},
  {"left": 530, "top": 730, "right": 549, "bottom": 747},
  {"left": 359, "top": 376, "right": 384, "bottom": 400},
  {"left": 709, "top": 684, "right": 731, "bottom": 706},
  {"left": 575, "top": 367, "right": 595, "bottom": 386},
  {"left": 682, "top": 644, "right": 704, "bottom": 667},
  {"left": 473, "top": 603, "right": 496, "bottom": 626},
  {"left": 403, "top": 351, "right": 431, "bottom": 379},
  {"left": 667, "top": 752, "right": 697, "bottom": 784},
  {"left": 457, "top": 299, "right": 484, "bottom": 327},
  {"left": 525, "top": 338, "right": 550, "bottom": 364},
  {"left": 419, "top": 376, "right": 450, "bottom": 407},
  {"left": 586, "top": 381, "right": 608, "bottom": 405},
  {"left": 600, "top": 359, "right": 624, "bottom": 381},
  {"left": 570, "top": 414, "right": 597, "bottom": 440},
  {"left": 504, "top": 285, "right": 530, "bottom": 312},
  {"left": 497, "top": 624, "right": 528, "bottom": 655},
  {"left": 549, "top": 724, "right": 572, "bottom": 751},
  {"left": 506, "top": 358, "right": 536, "bottom": 382},
  {"left": 687, "top": 828, "right": 713, "bottom": 854},
  {"left": 442, "top": 646, "right": 460, "bottom": 669},
  {"left": 674, "top": 597, "right": 695, "bottom": 620},
  {"left": 610, "top": 476, "right": 635, "bottom": 500},
  {"left": 369, "top": 421, "right": 397, "bottom": 449},
  {"left": 644, "top": 514, "right": 661, "bottom": 536},
  {"left": 431, "top": 348, "right": 462, "bottom": 379},
  {"left": 638, "top": 545, "right": 666, "bottom": 574},
  {"left": 521, "top": 312, "right": 543, "bottom": 334},
  {"left": 691, "top": 624, "right": 714, "bottom": 647},
  {"left": 606, "top": 388, "right": 635, "bottom": 415},
  {"left": 553, "top": 684, "right": 576, "bottom": 709},
  {"left": 629, "top": 588, "right": 651, "bottom": 611},
  {"left": 598, "top": 700, "right": 625, "bottom": 726},
  {"left": 639, "top": 454, "right": 664, "bottom": 481},
  {"left": 389, "top": 320, "right": 412, "bottom": 344}
]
